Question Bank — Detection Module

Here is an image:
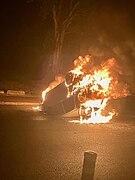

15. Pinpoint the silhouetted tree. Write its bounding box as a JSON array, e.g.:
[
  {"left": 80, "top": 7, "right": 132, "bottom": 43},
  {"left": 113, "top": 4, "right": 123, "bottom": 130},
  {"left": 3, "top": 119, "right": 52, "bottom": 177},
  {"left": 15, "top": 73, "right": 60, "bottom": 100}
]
[{"left": 40, "top": 0, "right": 81, "bottom": 78}]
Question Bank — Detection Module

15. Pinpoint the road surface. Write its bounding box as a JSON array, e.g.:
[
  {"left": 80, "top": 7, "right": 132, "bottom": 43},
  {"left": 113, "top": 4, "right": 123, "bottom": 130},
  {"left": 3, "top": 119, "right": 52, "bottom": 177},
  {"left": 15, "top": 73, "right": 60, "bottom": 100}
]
[{"left": 0, "top": 105, "right": 135, "bottom": 180}]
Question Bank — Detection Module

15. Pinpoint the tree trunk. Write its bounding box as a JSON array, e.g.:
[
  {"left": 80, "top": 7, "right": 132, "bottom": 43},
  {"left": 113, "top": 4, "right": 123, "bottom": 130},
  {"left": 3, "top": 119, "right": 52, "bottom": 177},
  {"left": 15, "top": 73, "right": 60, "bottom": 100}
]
[
  {"left": 51, "top": 1, "right": 80, "bottom": 79},
  {"left": 53, "top": 30, "right": 64, "bottom": 78}
]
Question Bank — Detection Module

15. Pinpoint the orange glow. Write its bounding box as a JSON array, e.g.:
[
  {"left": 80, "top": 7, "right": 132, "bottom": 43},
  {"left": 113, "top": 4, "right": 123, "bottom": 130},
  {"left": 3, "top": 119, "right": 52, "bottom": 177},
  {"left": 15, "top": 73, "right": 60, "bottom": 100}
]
[
  {"left": 65, "top": 55, "right": 129, "bottom": 124},
  {"left": 42, "top": 74, "right": 64, "bottom": 103}
]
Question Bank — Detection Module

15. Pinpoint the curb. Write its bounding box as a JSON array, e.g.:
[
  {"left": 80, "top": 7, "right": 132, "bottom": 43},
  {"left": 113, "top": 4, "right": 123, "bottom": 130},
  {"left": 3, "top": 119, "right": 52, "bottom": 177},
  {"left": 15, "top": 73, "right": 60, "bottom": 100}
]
[{"left": 0, "top": 102, "right": 40, "bottom": 106}]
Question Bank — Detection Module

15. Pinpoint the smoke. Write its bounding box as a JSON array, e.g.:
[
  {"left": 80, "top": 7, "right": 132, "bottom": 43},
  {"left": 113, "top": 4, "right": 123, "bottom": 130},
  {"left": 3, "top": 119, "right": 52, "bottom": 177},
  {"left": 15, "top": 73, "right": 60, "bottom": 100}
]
[
  {"left": 55, "top": 1, "right": 135, "bottom": 94},
  {"left": 79, "top": 5, "right": 135, "bottom": 94}
]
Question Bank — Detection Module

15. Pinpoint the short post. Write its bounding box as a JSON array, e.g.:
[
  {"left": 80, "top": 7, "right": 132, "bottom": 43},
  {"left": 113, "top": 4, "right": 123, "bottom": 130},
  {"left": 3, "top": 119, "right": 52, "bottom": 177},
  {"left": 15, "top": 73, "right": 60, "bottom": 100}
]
[{"left": 81, "top": 151, "right": 97, "bottom": 180}]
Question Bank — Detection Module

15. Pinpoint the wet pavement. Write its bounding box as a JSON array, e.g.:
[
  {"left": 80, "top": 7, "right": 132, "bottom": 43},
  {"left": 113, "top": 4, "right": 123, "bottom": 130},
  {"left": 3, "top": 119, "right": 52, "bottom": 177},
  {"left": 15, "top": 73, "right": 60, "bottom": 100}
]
[{"left": 0, "top": 105, "right": 135, "bottom": 180}]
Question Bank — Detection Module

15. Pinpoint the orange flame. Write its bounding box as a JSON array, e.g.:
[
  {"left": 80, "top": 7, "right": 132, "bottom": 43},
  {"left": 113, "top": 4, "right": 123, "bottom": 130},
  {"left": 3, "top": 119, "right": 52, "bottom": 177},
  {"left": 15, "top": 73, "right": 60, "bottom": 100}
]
[
  {"left": 42, "top": 74, "right": 64, "bottom": 103},
  {"left": 65, "top": 55, "right": 129, "bottom": 124}
]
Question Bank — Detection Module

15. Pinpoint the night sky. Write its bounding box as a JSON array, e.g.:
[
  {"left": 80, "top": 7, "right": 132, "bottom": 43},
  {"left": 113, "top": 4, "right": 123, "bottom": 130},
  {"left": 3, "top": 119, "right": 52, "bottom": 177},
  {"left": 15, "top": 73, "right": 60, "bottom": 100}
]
[
  {"left": 0, "top": 0, "right": 44, "bottom": 81},
  {"left": 0, "top": 0, "right": 135, "bottom": 82}
]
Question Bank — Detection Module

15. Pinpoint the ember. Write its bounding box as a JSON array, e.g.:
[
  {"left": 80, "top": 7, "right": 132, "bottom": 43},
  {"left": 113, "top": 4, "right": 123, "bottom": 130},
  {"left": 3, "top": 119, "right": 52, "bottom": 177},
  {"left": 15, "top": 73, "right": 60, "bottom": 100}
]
[{"left": 65, "top": 55, "right": 129, "bottom": 124}]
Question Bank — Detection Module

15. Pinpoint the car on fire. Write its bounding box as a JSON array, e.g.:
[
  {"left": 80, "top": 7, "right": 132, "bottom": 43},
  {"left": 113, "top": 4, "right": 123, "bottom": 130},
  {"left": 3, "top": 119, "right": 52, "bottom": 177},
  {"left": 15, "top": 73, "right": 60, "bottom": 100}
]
[{"left": 41, "top": 55, "right": 130, "bottom": 123}]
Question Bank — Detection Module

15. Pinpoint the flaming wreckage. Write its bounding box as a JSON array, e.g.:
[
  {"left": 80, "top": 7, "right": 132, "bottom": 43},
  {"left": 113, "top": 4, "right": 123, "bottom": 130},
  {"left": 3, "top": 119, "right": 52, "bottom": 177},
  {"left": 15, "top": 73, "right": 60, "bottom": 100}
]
[{"left": 41, "top": 55, "right": 129, "bottom": 123}]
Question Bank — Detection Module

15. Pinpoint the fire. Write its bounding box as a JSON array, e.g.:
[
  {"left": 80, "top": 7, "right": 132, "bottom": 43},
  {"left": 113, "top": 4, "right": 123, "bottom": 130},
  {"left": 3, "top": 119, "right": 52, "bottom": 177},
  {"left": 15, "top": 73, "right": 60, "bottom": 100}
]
[
  {"left": 40, "top": 54, "right": 129, "bottom": 124},
  {"left": 42, "top": 74, "right": 64, "bottom": 103},
  {"left": 33, "top": 74, "right": 64, "bottom": 111},
  {"left": 80, "top": 99, "right": 114, "bottom": 124},
  {"left": 65, "top": 55, "right": 129, "bottom": 124}
]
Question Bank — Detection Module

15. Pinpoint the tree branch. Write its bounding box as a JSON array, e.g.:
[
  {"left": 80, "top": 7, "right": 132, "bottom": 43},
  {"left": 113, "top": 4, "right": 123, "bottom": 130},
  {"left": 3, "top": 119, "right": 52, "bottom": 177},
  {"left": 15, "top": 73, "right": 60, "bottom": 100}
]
[
  {"left": 52, "top": 4, "right": 59, "bottom": 37},
  {"left": 62, "top": 0, "right": 80, "bottom": 30}
]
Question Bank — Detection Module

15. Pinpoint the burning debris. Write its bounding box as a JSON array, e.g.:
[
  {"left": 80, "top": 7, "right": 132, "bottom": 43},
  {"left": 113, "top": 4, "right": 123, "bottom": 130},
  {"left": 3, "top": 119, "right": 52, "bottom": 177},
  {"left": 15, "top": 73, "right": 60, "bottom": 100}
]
[{"left": 41, "top": 55, "right": 130, "bottom": 124}]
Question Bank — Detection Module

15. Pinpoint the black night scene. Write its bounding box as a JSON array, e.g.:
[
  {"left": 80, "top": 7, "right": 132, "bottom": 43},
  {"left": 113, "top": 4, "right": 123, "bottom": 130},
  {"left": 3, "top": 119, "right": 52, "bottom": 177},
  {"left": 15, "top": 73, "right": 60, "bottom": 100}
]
[{"left": 0, "top": 0, "right": 135, "bottom": 179}]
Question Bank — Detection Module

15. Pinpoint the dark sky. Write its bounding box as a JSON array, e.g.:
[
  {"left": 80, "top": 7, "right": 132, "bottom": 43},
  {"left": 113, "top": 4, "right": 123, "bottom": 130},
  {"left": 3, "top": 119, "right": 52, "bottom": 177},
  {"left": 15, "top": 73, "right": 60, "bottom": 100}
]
[
  {"left": 0, "top": 0, "right": 44, "bottom": 81},
  {"left": 0, "top": 0, "right": 135, "bottom": 82}
]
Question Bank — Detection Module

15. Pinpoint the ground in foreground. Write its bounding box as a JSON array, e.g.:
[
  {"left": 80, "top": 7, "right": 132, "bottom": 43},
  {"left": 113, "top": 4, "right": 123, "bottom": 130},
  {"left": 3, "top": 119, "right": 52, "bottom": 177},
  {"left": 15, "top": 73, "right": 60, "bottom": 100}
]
[{"left": 0, "top": 105, "right": 135, "bottom": 180}]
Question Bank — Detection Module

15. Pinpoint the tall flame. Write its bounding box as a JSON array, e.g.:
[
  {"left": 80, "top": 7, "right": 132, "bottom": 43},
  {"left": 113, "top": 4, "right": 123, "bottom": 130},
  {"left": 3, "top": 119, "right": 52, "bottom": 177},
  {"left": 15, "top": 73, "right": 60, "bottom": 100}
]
[{"left": 65, "top": 55, "right": 129, "bottom": 124}]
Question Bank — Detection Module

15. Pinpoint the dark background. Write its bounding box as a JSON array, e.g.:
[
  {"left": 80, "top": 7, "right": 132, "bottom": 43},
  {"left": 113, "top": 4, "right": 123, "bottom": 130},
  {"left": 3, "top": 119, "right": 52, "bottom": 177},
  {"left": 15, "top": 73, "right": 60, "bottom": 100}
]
[{"left": 0, "top": 0, "right": 135, "bottom": 84}]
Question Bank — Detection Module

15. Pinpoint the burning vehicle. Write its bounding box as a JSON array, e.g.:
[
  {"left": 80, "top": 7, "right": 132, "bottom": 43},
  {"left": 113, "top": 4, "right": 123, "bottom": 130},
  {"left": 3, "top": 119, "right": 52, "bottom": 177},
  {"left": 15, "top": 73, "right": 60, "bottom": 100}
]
[{"left": 41, "top": 55, "right": 129, "bottom": 124}]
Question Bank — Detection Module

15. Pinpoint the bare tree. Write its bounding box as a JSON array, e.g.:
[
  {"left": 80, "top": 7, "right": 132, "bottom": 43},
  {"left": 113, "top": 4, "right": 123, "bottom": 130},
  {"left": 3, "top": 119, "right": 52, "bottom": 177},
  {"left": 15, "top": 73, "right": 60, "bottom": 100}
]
[
  {"left": 40, "top": 0, "right": 80, "bottom": 79},
  {"left": 52, "top": 0, "right": 80, "bottom": 76}
]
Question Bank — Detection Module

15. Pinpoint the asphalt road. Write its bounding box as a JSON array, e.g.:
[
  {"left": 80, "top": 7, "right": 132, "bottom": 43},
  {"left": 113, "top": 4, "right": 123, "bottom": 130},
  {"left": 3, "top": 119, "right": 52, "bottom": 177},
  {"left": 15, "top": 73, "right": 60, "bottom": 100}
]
[
  {"left": 0, "top": 95, "right": 41, "bottom": 105},
  {"left": 0, "top": 105, "right": 135, "bottom": 180}
]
